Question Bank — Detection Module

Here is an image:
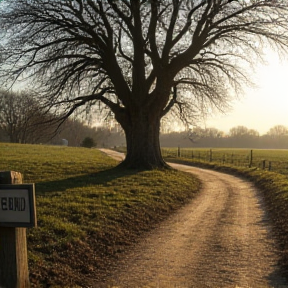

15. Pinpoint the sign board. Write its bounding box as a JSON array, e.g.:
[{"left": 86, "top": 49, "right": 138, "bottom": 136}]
[{"left": 0, "top": 184, "right": 36, "bottom": 227}]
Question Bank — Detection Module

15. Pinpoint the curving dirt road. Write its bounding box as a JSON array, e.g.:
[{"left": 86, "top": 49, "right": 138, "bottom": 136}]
[{"left": 96, "top": 150, "right": 287, "bottom": 288}]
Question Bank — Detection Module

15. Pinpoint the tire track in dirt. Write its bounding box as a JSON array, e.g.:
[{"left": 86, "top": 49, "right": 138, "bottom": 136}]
[{"left": 95, "top": 152, "right": 287, "bottom": 288}]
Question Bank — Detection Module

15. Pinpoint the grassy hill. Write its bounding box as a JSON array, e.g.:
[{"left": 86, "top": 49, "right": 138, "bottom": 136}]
[{"left": 0, "top": 143, "right": 201, "bottom": 287}]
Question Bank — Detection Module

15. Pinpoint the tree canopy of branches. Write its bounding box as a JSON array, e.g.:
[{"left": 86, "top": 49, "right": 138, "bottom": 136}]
[
  {"left": 267, "top": 125, "right": 288, "bottom": 137},
  {"left": 1, "top": 0, "right": 288, "bottom": 168},
  {"left": 229, "top": 125, "right": 260, "bottom": 138},
  {"left": 0, "top": 90, "right": 58, "bottom": 144}
]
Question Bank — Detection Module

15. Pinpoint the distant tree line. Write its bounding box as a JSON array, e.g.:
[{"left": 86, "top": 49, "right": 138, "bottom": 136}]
[
  {"left": 0, "top": 89, "right": 125, "bottom": 147},
  {"left": 160, "top": 125, "right": 288, "bottom": 149},
  {"left": 49, "top": 120, "right": 125, "bottom": 148},
  {"left": 1, "top": 90, "right": 287, "bottom": 149}
]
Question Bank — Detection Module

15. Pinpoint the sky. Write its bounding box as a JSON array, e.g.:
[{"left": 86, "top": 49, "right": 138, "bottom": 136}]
[{"left": 204, "top": 50, "right": 288, "bottom": 136}]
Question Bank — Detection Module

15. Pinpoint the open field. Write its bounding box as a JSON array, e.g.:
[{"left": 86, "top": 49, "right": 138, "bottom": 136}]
[
  {"left": 162, "top": 147, "right": 288, "bottom": 176},
  {"left": 0, "top": 143, "right": 201, "bottom": 287}
]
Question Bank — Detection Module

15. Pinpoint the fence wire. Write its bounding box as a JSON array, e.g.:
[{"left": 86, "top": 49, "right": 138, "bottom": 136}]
[{"left": 162, "top": 148, "right": 288, "bottom": 177}]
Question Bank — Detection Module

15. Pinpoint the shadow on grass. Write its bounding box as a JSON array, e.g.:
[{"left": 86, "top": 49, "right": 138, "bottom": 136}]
[{"left": 36, "top": 166, "right": 144, "bottom": 194}]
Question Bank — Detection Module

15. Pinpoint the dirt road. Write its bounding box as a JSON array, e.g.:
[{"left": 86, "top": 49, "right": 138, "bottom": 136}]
[{"left": 96, "top": 150, "right": 287, "bottom": 288}]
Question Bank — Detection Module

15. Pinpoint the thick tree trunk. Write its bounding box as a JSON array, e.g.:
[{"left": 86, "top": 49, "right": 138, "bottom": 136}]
[{"left": 118, "top": 109, "right": 169, "bottom": 169}]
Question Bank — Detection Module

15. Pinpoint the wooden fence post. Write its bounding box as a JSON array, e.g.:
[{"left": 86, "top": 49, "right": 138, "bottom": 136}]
[
  {"left": 249, "top": 150, "right": 253, "bottom": 168},
  {"left": 209, "top": 149, "right": 212, "bottom": 162},
  {"left": 0, "top": 171, "right": 30, "bottom": 288},
  {"left": 268, "top": 161, "right": 272, "bottom": 171}
]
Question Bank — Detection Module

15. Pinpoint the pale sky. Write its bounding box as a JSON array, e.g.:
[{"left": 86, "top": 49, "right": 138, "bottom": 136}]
[{"left": 205, "top": 50, "right": 288, "bottom": 136}]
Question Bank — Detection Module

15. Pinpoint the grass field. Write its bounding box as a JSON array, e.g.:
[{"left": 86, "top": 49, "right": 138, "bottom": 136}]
[
  {"left": 162, "top": 147, "right": 288, "bottom": 176},
  {"left": 0, "top": 143, "right": 201, "bottom": 287}
]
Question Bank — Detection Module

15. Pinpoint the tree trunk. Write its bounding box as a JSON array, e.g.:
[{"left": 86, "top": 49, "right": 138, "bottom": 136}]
[{"left": 118, "top": 109, "right": 169, "bottom": 169}]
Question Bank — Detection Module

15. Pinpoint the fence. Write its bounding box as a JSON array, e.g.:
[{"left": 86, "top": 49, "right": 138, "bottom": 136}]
[{"left": 161, "top": 148, "right": 288, "bottom": 177}]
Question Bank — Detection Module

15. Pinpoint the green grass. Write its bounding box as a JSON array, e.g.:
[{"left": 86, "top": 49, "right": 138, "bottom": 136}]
[
  {"left": 162, "top": 147, "right": 288, "bottom": 176},
  {"left": 0, "top": 143, "right": 201, "bottom": 287}
]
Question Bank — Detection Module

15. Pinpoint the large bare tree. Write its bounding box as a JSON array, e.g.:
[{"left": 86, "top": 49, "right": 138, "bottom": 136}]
[{"left": 1, "top": 0, "right": 288, "bottom": 168}]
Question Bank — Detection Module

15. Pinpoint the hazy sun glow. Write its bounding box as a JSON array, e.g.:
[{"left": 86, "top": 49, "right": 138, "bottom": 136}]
[{"left": 205, "top": 49, "right": 288, "bottom": 135}]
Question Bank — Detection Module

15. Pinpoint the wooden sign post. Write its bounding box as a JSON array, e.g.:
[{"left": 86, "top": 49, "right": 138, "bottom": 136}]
[{"left": 0, "top": 171, "right": 36, "bottom": 288}]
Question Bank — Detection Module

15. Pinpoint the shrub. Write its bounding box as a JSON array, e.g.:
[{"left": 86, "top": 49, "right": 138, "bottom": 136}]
[{"left": 81, "top": 137, "right": 96, "bottom": 148}]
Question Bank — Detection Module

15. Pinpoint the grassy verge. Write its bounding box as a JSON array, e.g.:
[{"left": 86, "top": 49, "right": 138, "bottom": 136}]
[
  {"left": 166, "top": 156, "right": 288, "bottom": 277},
  {"left": 162, "top": 147, "right": 288, "bottom": 176},
  {"left": 0, "top": 143, "right": 201, "bottom": 287}
]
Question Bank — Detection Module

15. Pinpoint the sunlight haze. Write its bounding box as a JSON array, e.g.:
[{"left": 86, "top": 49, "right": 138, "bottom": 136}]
[{"left": 205, "top": 50, "right": 288, "bottom": 135}]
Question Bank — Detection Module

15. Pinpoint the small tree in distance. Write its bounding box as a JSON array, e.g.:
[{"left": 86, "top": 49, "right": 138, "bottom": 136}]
[
  {"left": 1, "top": 0, "right": 288, "bottom": 168},
  {"left": 81, "top": 137, "right": 96, "bottom": 148}
]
